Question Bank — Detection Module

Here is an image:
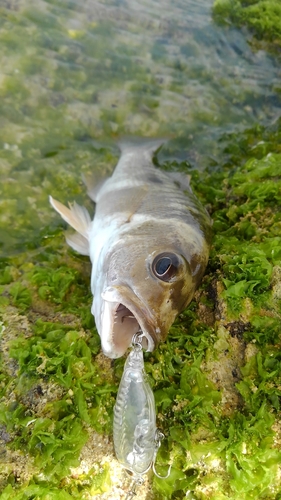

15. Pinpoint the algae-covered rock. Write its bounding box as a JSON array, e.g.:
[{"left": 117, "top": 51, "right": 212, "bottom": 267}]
[
  {"left": 150, "top": 123, "right": 281, "bottom": 499},
  {"left": 1, "top": 121, "right": 281, "bottom": 499},
  {"left": 1, "top": 0, "right": 281, "bottom": 498},
  {"left": 213, "top": 0, "right": 281, "bottom": 50}
]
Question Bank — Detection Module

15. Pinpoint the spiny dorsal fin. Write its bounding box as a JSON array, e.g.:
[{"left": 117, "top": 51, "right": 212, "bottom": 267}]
[{"left": 49, "top": 196, "right": 91, "bottom": 255}]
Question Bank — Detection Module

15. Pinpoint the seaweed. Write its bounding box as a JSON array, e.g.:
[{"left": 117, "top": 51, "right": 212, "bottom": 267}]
[
  {"left": 1, "top": 0, "right": 281, "bottom": 498},
  {"left": 0, "top": 119, "right": 281, "bottom": 499},
  {"left": 213, "top": 0, "right": 281, "bottom": 51},
  {"left": 1, "top": 121, "right": 281, "bottom": 498}
]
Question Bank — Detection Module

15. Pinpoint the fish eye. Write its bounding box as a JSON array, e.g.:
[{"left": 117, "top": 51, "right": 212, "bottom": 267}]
[{"left": 152, "top": 253, "right": 180, "bottom": 282}]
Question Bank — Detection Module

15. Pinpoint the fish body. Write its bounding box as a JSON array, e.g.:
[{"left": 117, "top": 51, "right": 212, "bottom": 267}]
[{"left": 50, "top": 140, "right": 212, "bottom": 358}]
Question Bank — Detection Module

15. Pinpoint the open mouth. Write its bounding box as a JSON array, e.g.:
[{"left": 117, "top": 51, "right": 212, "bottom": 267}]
[
  {"left": 116, "top": 303, "right": 138, "bottom": 324},
  {"left": 99, "top": 286, "right": 155, "bottom": 358},
  {"left": 112, "top": 303, "right": 146, "bottom": 353}
]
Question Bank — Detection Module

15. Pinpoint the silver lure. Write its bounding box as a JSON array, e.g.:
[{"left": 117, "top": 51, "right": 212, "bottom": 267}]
[{"left": 113, "top": 334, "right": 169, "bottom": 483}]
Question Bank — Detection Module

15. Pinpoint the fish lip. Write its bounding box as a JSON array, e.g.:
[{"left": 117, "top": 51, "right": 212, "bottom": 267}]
[{"left": 100, "top": 285, "right": 156, "bottom": 358}]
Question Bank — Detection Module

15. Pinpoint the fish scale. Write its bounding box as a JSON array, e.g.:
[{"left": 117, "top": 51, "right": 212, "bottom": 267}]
[{"left": 50, "top": 140, "right": 212, "bottom": 358}]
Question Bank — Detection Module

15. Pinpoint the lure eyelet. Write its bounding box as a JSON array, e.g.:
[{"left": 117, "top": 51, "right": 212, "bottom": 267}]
[{"left": 131, "top": 331, "right": 145, "bottom": 350}]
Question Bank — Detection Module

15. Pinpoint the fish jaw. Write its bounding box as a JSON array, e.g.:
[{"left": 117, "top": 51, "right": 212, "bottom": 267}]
[
  {"left": 89, "top": 221, "right": 209, "bottom": 359},
  {"left": 92, "top": 286, "right": 156, "bottom": 359}
]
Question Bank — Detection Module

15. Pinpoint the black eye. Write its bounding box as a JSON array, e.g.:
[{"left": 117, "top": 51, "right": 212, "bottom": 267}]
[{"left": 152, "top": 253, "right": 180, "bottom": 282}]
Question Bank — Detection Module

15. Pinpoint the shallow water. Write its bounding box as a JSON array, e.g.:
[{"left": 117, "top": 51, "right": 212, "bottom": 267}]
[{"left": 0, "top": 0, "right": 281, "bottom": 256}]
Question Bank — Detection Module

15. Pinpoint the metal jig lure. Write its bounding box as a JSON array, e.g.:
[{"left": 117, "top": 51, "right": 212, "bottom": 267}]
[{"left": 113, "top": 333, "right": 171, "bottom": 498}]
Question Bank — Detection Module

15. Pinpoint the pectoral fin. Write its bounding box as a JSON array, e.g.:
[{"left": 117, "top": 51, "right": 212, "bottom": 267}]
[
  {"left": 65, "top": 231, "right": 90, "bottom": 256},
  {"left": 49, "top": 195, "right": 91, "bottom": 255}
]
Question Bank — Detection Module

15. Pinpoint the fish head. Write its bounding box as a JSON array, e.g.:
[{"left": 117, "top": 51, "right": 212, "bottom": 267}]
[{"left": 91, "top": 219, "right": 210, "bottom": 358}]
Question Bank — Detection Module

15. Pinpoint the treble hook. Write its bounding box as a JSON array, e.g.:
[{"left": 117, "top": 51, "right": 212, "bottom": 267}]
[
  {"left": 152, "top": 429, "right": 172, "bottom": 479},
  {"left": 125, "top": 475, "right": 144, "bottom": 500},
  {"left": 152, "top": 460, "right": 172, "bottom": 479}
]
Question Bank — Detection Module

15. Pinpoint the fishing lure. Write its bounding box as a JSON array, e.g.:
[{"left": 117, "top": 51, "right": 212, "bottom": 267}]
[{"left": 113, "top": 333, "right": 170, "bottom": 498}]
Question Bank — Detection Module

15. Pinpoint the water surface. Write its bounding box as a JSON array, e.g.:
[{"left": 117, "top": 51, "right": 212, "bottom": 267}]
[{"left": 0, "top": 0, "right": 281, "bottom": 255}]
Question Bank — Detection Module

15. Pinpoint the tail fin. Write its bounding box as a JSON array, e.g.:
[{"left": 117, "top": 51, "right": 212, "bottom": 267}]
[{"left": 118, "top": 137, "right": 165, "bottom": 157}]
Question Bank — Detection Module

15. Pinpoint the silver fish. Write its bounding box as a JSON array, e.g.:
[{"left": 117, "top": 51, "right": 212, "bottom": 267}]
[{"left": 49, "top": 140, "right": 212, "bottom": 358}]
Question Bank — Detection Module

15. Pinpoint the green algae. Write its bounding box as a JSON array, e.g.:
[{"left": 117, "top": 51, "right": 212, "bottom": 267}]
[
  {"left": 1, "top": 0, "right": 281, "bottom": 499},
  {"left": 1, "top": 0, "right": 281, "bottom": 258},
  {"left": 148, "top": 120, "right": 281, "bottom": 499},
  {"left": 213, "top": 0, "right": 281, "bottom": 50},
  {"left": 1, "top": 122, "right": 281, "bottom": 497},
  {"left": 2, "top": 120, "right": 281, "bottom": 498}
]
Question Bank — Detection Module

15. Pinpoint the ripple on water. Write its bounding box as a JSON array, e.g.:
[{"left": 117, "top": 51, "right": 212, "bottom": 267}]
[{"left": 0, "top": 0, "right": 281, "bottom": 253}]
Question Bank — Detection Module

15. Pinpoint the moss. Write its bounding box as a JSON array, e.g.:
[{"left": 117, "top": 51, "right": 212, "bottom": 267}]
[
  {"left": 2, "top": 120, "right": 281, "bottom": 497},
  {"left": 148, "top": 119, "right": 281, "bottom": 499},
  {"left": 213, "top": 0, "right": 281, "bottom": 50},
  {"left": 1, "top": 0, "right": 281, "bottom": 498}
]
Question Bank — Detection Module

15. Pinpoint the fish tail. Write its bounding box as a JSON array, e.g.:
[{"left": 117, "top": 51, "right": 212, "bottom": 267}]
[{"left": 118, "top": 137, "right": 165, "bottom": 156}]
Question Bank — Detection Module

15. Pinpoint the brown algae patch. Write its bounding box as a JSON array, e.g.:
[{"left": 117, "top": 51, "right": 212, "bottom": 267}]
[{"left": 202, "top": 325, "right": 245, "bottom": 415}]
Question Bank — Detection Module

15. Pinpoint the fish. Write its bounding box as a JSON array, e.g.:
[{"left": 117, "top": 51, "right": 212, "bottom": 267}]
[{"left": 49, "top": 140, "right": 212, "bottom": 359}]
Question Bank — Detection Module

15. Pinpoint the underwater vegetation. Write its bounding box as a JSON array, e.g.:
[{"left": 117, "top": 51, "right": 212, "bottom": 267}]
[
  {"left": 1, "top": 0, "right": 281, "bottom": 499},
  {"left": 213, "top": 0, "right": 281, "bottom": 51},
  {"left": 1, "top": 115, "right": 281, "bottom": 499}
]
